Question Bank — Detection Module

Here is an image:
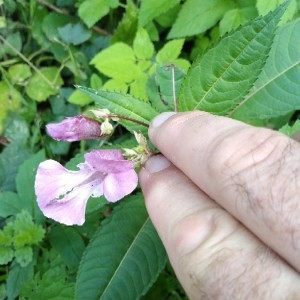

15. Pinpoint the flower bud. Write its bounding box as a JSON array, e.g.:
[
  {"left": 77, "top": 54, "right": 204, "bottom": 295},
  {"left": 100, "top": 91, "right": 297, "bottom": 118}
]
[{"left": 46, "top": 115, "right": 106, "bottom": 142}]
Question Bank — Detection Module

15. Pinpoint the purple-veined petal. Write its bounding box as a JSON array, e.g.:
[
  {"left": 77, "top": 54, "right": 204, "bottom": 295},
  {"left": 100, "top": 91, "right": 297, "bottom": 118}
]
[
  {"left": 103, "top": 169, "right": 138, "bottom": 202},
  {"left": 46, "top": 115, "right": 103, "bottom": 142},
  {"left": 35, "top": 160, "right": 104, "bottom": 225},
  {"left": 84, "top": 150, "right": 134, "bottom": 173}
]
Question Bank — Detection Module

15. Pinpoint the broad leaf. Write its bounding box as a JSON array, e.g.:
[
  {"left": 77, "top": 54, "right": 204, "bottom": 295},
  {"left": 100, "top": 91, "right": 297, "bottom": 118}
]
[
  {"left": 229, "top": 17, "right": 300, "bottom": 120},
  {"left": 139, "top": 0, "right": 180, "bottom": 27},
  {"left": 91, "top": 43, "right": 138, "bottom": 83},
  {"left": 77, "top": 87, "right": 158, "bottom": 135},
  {"left": 16, "top": 151, "right": 46, "bottom": 223},
  {"left": 75, "top": 195, "right": 167, "bottom": 300},
  {"left": 168, "top": 0, "right": 234, "bottom": 38},
  {"left": 133, "top": 28, "right": 154, "bottom": 60},
  {"left": 256, "top": 0, "right": 297, "bottom": 23},
  {"left": 178, "top": 3, "right": 287, "bottom": 114},
  {"left": 58, "top": 23, "right": 91, "bottom": 45},
  {"left": 25, "top": 67, "right": 63, "bottom": 102},
  {"left": 156, "top": 39, "right": 185, "bottom": 64},
  {"left": 78, "top": 0, "right": 119, "bottom": 28},
  {"left": 49, "top": 226, "right": 85, "bottom": 270}
]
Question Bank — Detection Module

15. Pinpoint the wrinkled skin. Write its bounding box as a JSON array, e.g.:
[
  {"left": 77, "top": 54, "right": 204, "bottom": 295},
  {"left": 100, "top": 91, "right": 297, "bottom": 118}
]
[{"left": 139, "top": 112, "right": 300, "bottom": 300}]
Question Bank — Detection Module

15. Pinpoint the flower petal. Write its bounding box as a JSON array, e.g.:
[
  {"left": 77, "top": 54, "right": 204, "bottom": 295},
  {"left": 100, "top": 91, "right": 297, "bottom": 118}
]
[
  {"left": 83, "top": 150, "right": 134, "bottom": 173},
  {"left": 103, "top": 169, "right": 138, "bottom": 202},
  {"left": 35, "top": 160, "right": 104, "bottom": 225},
  {"left": 46, "top": 115, "right": 103, "bottom": 142}
]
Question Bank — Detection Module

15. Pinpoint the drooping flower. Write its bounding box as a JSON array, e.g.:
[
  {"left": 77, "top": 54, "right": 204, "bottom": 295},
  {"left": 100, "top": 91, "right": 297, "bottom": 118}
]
[
  {"left": 35, "top": 149, "right": 138, "bottom": 225},
  {"left": 46, "top": 115, "right": 108, "bottom": 142}
]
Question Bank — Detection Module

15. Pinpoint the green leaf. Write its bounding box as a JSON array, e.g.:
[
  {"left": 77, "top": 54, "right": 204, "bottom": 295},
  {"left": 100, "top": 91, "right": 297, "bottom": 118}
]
[
  {"left": 68, "top": 89, "right": 93, "bottom": 106},
  {"left": 147, "top": 64, "right": 186, "bottom": 112},
  {"left": 279, "top": 120, "right": 300, "bottom": 136},
  {"left": 20, "top": 250, "right": 75, "bottom": 299},
  {"left": 178, "top": 2, "right": 287, "bottom": 114},
  {"left": 49, "top": 226, "right": 85, "bottom": 270},
  {"left": 91, "top": 43, "right": 138, "bottom": 82},
  {"left": 111, "top": 0, "right": 138, "bottom": 44},
  {"left": 79, "top": 0, "right": 119, "bottom": 28},
  {"left": 0, "top": 192, "right": 23, "bottom": 218},
  {"left": 42, "top": 12, "right": 77, "bottom": 41},
  {"left": 0, "top": 32, "right": 22, "bottom": 58},
  {"left": 168, "top": 0, "right": 234, "bottom": 38},
  {"left": 58, "top": 23, "right": 91, "bottom": 45},
  {"left": 139, "top": 0, "right": 180, "bottom": 27},
  {"left": 156, "top": 39, "right": 185, "bottom": 64},
  {"left": 26, "top": 67, "right": 63, "bottom": 102},
  {"left": 133, "top": 28, "right": 154, "bottom": 60},
  {"left": 77, "top": 86, "right": 158, "bottom": 135},
  {"left": 0, "top": 246, "right": 14, "bottom": 265},
  {"left": 16, "top": 151, "right": 46, "bottom": 222},
  {"left": 229, "top": 17, "right": 300, "bottom": 120},
  {"left": 219, "top": 7, "right": 257, "bottom": 35},
  {"left": 15, "top": 246, "right": 33, "bottom": 267},
  {"left": 8, "top": 64, "right": 32, "bottom": 84},
  {"left": 75, "top": 195, "right": 167, "bottom": 300},
  {"left": 7, "top": 261, "right": 34, "bottom": 300},
  {"left": 256, "top": 0, "right": 297, "bottom": 23},
  {"left": 0, "top": 81, "right": 22, "bottom": 132},
  {"left": 0, "top": 143, "right": 30, "bottom": 191}
]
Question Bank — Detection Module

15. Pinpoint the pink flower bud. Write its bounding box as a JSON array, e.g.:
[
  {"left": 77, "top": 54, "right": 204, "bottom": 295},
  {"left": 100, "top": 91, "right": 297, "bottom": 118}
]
[{"left": 46, "top": 115, "right": 105, "bottom": 142}]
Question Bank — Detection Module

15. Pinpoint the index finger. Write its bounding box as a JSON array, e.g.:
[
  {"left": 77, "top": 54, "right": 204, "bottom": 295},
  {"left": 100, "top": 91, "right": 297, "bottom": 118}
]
[{"left": 149, "top": 111, "right": 300, "bottom": 272}]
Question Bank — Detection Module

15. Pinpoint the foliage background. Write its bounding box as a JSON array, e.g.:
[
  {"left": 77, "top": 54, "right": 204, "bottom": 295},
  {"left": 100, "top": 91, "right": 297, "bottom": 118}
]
[{"left": 1, "top": 0, "right": 300, "bottom": 299}]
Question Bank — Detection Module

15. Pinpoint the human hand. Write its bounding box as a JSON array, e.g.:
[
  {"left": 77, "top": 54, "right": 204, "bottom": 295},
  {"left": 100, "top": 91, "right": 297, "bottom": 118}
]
[{"left": 139, "top": 111, "right": 300, "bottom": 299}]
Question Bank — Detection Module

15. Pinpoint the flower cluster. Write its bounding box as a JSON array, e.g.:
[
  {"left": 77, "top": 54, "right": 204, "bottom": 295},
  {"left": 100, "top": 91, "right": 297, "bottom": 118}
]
[{"left": 35, "top": 114, "right": 140, "bottom": 226}]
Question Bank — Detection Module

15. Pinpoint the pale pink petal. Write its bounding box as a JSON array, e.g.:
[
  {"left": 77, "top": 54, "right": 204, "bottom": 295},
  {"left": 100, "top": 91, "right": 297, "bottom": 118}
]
[
  {"left": 40, "top": 187, "right": 92, "bottom": 225},
  {"left": 84, "top": 150, "right": 134, "bottom": 173},
  {"left": 103, "top": 169, "right": 138, "bottom": 202},
  {"left": 35, "top": 160, "right": 104, "bottom": 225}
]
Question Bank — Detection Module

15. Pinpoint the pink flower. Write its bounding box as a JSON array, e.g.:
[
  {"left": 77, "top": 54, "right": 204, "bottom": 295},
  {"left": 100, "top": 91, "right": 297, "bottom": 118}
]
[
  {"left": 35, "top": 150, "right": 138, "bottom": 225},
  {"left": 46, "top": 115, "right": 104, "bottom": 142}
]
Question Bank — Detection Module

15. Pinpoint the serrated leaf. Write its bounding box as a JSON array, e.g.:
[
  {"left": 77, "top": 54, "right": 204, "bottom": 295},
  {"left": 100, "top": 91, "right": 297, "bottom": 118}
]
[
  {"left": 79, "top": 0, "right": 119, "bottom": 28},
  {"left": 256, "top": 0, "right": 297, "bottom": 23},
  {"left": 139, "top": 0, "right": 180, "bottom": 27},
  {"left": 77, "top": 87, "right": 158, "bottom": 135},
  {"left": 229, "top": 17, "right": 300, "bottom": 120},
  {"left": 75, "top": 195, "right": 167, "bottom": 300},
  {"left": 26, "top": 67, "right": 63, "bottom": 102},
  {"left": 133, "top": 28, "right": 154, "bottom": 60},
  {"left": 219, "top": 7, "right": 257, "bottom": 35},
  {"left": 179, "top": 3, "right": 287, "bottom": 114},
  {"left": 103, "top": 79, "right": 128, "bottom": 93},
  {"left": 91, "top": 43, "right": 138, "bottom": 82},
  {"left": 15, "top": 246, "right": 33, "bottom": 267},
  {"left": 49, "top": 226, "right": 85, "bottom": 270},
  {"left": 156, "top": 39, "right": 184, "bottom": 64},
  {"left": 111, "top": 0, "right": 138, "bottom": 44},
  {"left": 58, "top": 23, "right": 91, "bottom": 45},
  {"left": 147, "top": 64, "right": 186, "bottom": 112},
  {"left": 168, "top": 0, "right": 234, "bottom": 38}
]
